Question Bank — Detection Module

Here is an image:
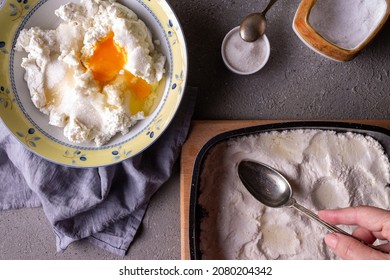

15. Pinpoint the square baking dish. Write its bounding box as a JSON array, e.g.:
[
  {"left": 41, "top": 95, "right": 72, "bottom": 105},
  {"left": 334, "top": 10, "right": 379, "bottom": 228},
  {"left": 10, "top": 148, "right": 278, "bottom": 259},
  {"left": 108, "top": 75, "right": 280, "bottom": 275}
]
[{"left": 188, "top": 121, "right": 390, "bottom": 259}]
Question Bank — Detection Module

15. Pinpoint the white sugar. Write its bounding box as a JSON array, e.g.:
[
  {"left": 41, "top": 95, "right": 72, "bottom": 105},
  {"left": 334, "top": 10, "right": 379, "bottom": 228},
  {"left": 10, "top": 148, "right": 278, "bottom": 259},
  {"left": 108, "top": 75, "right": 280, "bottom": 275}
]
[
  {"left": 308, "top": 0, "right": 387, "bottom": 50},
  {"left": 223, "top": 28, "right": 269, "bottom": 74}
]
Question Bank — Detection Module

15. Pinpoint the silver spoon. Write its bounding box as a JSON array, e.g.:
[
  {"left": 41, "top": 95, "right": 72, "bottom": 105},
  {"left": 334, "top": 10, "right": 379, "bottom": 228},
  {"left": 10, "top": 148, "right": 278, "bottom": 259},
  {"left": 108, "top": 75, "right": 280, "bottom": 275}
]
[
  {"left": 237, "top": 160, "right": 388, "bottom": 253},
  {"left": 239, "top": 0, "right": 279, "bottom": 42}
]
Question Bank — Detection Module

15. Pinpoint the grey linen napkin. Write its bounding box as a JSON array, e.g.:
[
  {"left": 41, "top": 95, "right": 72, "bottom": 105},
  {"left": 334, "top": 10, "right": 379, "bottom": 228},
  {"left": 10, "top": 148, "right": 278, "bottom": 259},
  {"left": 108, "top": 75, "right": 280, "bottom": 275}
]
[{"left": 0, "top": 88, "right": 196, "bottom": 256}]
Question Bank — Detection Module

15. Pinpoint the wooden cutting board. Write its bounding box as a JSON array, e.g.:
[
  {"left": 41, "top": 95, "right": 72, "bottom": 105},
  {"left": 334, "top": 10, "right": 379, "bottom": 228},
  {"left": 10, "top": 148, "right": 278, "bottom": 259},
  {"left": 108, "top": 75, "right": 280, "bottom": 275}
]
[{"left": 179, "top": 120, "right": 390, "bottom": 260}]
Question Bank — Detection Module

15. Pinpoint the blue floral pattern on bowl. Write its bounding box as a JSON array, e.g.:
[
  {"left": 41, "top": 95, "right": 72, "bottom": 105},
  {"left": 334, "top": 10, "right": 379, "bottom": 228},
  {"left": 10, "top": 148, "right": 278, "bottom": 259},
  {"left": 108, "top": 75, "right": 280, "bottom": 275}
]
[
  {"left": 0, "top": 41, "right": 8, "bottom": 54},
  {"left": 63, "top": 149, "right": 88, "bottom": 165},
  {"left": 10, "top": 0, "right": 30, "bottom": 21},
  {"left": 146, "top": 117, "right": 163, "bottom": 139},
  {"left": 171, "top": 69, "right": 185, "bottom": 93},
  {"left": 0, "top": 86, "right": 15, "bottom": 110},
  {"left": 112, "top": 146, "right": 132, "bottom": 161},
  {"left": 16, "top": 127, "right": 40, "bottom": 147},
  {"left": 167, "top": 19, "right": 178, "bottom": 45}
]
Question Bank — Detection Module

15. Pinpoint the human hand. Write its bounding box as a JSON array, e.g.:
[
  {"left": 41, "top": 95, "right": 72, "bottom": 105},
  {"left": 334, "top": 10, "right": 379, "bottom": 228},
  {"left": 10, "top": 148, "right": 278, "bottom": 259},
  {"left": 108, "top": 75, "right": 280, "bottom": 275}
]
[{"left": 318, "top": 206, "right": 390, "bottom": 260}]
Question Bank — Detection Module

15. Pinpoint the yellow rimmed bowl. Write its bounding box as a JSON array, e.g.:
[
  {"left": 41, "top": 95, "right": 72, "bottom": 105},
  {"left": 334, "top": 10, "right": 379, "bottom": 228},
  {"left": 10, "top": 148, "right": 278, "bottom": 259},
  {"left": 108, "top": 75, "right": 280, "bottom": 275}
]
[
  {"left": 0, "top": 0, "right": 187, "bottom": 167},
  {"left": 293, "top": 0, "right": 390, "bottom": 61}
]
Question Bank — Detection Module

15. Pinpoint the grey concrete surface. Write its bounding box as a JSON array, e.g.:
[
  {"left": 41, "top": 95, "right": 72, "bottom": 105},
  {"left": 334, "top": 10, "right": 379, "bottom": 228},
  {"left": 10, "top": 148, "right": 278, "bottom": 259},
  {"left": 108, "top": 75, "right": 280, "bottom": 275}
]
[
  {"left": 171, "top": 0, "right": 390, "bottom": 119},
  {"left": 1, "top": 0, "right": 390, "bottom": 260}
]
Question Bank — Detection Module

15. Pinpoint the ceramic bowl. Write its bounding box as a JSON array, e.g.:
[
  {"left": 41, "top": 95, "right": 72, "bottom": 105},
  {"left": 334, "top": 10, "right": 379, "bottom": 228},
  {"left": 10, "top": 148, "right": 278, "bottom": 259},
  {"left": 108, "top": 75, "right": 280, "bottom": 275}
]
[
  {"left": 293, "top": 0, "right": 390, "bottom": 61},
  {"left": 0, "top": 0, "right": 187, "bottom": 167},
  {"left": 221, "top": 26, "right": 270, "bottom": 75}
]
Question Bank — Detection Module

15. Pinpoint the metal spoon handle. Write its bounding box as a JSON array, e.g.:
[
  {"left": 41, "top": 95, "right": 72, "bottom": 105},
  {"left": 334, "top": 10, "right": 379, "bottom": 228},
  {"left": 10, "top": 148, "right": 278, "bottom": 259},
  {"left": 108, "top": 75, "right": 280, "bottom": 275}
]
[
  {"left": 262, "top": 0, "right": 279, "bottom": 15},
  {"left": 291, "top": 200, "right": 389, "bottom": 254},
  {"left": 291, "top": 202, "right": 349, "bottom": 234}
]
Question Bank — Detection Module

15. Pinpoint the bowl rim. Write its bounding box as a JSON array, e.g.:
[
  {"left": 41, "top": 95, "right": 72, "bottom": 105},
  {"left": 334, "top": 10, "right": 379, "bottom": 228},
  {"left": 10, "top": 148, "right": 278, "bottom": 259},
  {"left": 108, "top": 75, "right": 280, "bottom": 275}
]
[
  {"left": 189, "top": 121, "right": 390, "bottom": 259},
  {"left": 292, "top": 0, "right": 390, "bottom": 61}
]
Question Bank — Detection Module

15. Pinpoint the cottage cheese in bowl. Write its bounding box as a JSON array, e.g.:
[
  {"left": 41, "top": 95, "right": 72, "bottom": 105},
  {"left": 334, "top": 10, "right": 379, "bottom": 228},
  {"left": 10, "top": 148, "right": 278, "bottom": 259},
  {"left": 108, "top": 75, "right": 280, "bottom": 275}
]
[
  {"left": 1, "top": 0, "right": 186, "bottom": 167},
  {"left": 15, "top": 0, "right": 166, "bottom": 146}
]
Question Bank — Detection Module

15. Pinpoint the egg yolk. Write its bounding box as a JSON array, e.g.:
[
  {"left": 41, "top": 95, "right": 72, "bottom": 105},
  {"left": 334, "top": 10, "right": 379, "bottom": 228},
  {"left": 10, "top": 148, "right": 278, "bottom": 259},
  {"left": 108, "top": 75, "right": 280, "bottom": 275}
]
[
  {"left": 123, "top": 71, "right": 152, "bottom": 114},
  {"left": 87, "top": 32, "right": 125, "bottom": 84},
  {"left": 124, "top": 71, "right": 151, "bottom": 100},
  {"left": 86, "top": 32, "right": 152, "bottom": 113}
]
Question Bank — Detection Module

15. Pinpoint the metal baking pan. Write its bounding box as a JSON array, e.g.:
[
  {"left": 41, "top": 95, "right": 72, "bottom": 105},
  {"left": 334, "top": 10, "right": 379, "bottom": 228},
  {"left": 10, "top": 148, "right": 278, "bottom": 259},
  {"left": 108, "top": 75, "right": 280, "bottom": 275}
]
[{"left": 188, "top": 121, "right": 390, "bottom": 260}]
